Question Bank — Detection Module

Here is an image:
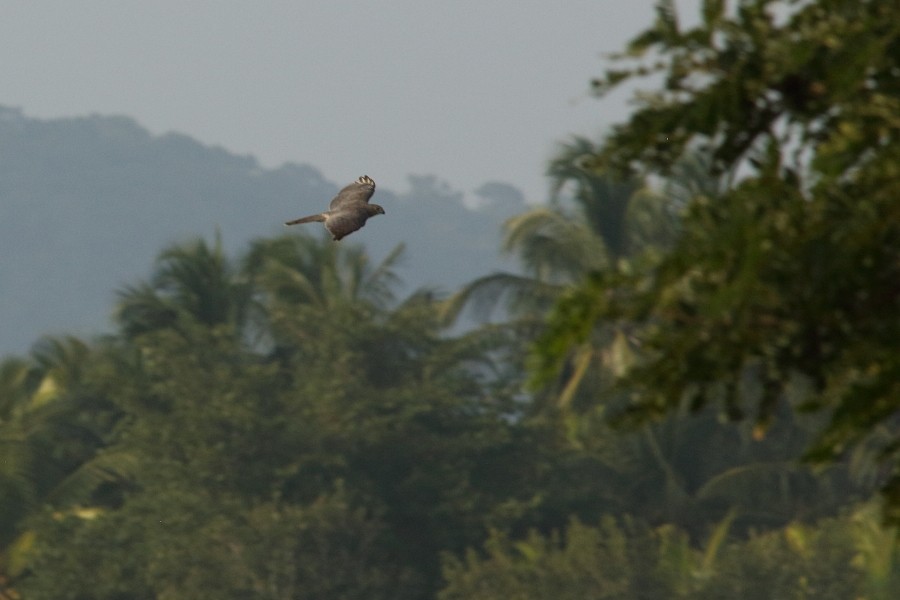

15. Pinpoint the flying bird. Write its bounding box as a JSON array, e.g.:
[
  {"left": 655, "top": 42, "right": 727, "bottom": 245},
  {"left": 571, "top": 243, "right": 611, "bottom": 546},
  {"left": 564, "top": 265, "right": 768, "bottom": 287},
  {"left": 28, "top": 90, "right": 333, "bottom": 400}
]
[{"left": 284, "top": 175, "right": 385, "bottom": 241}]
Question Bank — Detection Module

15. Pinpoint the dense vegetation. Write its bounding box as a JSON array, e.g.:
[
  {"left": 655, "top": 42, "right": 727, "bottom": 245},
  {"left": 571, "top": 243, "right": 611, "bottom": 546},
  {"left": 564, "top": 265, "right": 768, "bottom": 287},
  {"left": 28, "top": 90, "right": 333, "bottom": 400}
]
[{"left": 2, "top": 0, "right": 899, "bottom": 598}]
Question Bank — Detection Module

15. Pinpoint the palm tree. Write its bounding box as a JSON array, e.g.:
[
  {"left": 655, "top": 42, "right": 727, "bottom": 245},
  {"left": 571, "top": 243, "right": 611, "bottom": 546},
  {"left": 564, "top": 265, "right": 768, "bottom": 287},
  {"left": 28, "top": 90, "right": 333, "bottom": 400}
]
[
  {"left": 240, "top": 233, "right": 407, "bottom": 354},
  {"left": 115, "top": 234, "right": 251, "bottom": 340},
  {"left": 441, "top": 137, "right": 683, "bottom": 414},
  {"left": 546, "top": 136, "right": 653, "bottom": 262},
  {"left": 0, "top": 336, "right": 135, "bottom": 592},
  {"left": 443, "top": 138, "right": 653, "bottom": 325},
  {"left": 243, "top": 234, "right": 404, "bottom": 315},
  {"left": 439, "top": 140, "right": 853, "bottom": 534},
  {"left": 0, "top": 337, "right": 108, "bottom": 524}
]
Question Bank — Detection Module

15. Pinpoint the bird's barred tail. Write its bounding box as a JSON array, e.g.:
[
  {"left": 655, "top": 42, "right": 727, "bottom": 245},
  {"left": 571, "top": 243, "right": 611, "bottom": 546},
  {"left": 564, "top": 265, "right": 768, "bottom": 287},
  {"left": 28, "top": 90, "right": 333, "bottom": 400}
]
[
  {"left": 356, "top": 175, "right": 375, "bottom": 187},
  {"left": 284, "top": 213, "right": 327, "bottom": 226}
]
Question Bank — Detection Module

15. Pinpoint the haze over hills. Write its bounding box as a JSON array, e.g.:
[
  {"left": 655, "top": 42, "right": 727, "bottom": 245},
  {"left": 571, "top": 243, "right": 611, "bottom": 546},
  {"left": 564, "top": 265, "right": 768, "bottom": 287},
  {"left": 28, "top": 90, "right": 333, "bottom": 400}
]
[{"left": 0, "top": 106, "right": 527, "bottom": 356}]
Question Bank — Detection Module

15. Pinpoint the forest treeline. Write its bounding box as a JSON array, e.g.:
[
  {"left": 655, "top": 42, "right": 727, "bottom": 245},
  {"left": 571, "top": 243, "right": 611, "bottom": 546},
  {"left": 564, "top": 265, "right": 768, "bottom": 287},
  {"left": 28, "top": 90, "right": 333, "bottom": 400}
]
[{"left": 2, "top": 0, "right": 900, "bottom": 598}]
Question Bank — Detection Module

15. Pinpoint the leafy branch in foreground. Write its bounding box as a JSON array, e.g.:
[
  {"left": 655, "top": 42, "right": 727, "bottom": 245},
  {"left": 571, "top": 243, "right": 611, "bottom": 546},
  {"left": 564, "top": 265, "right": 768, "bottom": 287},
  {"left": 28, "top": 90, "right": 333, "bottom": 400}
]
[{"left": 535, "top": 0, "right": 900, "bottom": 517}]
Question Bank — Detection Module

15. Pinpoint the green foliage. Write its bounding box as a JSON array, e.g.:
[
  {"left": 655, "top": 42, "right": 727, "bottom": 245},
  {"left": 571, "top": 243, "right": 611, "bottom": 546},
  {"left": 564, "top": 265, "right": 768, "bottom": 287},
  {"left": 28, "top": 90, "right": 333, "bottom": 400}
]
[
  {"left": 0, "top": 227, "right": 894, "bottom": 598},
  {"left": 0, "top": 337, "right": 127, "bottom": 544},
  {"left": 3, "top": 233, "right": 551, "bottom": 598},
  {"left": 441, "top": 139, "right": 686, "bottom": 419},
  {"left": 5, "top": 3, "right": 900, "bottom": 594},
  {"left": 441, "top": 508, "right": 895, "bottom": 600},
  {"left": 538, "top": 0, "right": 900, "bottom": 516},
  {"left": 440, "top": 517, "right": 672, "bottom": 600},
  {"left": 116, "top": 235, "right": 252, "bottom": 339},
  {"left": 23, "top": 484, "right": 406, "bottom": 600}
]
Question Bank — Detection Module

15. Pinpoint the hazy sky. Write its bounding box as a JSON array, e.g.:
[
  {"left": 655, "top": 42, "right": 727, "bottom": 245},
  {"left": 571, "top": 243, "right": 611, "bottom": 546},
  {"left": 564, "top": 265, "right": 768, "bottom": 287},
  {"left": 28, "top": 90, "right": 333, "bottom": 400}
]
[{"left": 2, "top": 1, "right": 700, "bottom": 202}]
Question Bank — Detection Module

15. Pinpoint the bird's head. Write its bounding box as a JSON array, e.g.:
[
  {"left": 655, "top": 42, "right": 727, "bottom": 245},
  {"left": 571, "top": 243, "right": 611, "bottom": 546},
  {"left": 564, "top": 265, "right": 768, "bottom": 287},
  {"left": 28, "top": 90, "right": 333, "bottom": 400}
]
[{"left": 368, "top": 204, "right": 386, "bottom": 217}]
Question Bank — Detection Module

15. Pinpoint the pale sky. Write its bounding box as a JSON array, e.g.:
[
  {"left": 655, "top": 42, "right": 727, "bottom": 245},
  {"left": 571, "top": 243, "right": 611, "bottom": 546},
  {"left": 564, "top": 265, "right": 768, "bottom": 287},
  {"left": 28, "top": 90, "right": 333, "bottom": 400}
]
[{"left": 1, "top": 1, "right": 700, "bottom": 202}]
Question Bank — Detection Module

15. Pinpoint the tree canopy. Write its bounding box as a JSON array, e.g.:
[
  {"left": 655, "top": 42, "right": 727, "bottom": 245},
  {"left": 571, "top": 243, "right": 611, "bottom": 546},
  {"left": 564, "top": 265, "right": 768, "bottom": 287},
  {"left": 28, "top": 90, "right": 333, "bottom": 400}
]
[{"left": 536, "top": 0, "right": 900, "bottom": 519}]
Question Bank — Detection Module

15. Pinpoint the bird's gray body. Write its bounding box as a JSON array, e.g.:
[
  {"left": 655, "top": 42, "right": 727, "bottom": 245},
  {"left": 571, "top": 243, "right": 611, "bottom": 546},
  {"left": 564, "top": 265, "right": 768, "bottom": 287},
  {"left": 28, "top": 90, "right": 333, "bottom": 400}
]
[{"left": 285, "top": 175, "right": 385, "bottom": 240}]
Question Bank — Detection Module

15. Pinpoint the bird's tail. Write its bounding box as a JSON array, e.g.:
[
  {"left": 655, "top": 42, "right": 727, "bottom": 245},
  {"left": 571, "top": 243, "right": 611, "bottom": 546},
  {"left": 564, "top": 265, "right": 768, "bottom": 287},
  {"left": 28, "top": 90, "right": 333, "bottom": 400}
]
[{"left": 284, "top": 213, "right": 327, "bottom": 226}]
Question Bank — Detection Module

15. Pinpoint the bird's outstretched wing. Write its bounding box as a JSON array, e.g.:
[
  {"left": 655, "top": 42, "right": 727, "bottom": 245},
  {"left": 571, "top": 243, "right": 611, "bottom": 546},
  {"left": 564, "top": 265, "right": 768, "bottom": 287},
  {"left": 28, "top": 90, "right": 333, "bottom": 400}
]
[{"left": 329, "top": 175, "right": 376, "bottom": 211}]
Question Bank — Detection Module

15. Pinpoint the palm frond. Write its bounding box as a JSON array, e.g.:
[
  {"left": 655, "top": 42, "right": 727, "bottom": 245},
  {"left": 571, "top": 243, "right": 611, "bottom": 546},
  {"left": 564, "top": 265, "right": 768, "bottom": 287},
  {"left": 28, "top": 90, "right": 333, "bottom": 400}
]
[
  {"left": 441, "top": 272, "right": 561, "bottom": 323},
  {"left": 30, "top": 336, "right": 91, "bottom": 389},
  {"left": 0, "top": 358, "right": 38, "bottom": 418},
  {"left": 45, "top": 450, "right": 140, "bottom": 506},
  {"left": 504, "top": 209, "right": 609, "bottom": 279},
  {"left": 547, "top": 137, "right": 602, "bottom": 201},
  {"left": 358, "top": 242, "right": 406, "bottom": 308}
]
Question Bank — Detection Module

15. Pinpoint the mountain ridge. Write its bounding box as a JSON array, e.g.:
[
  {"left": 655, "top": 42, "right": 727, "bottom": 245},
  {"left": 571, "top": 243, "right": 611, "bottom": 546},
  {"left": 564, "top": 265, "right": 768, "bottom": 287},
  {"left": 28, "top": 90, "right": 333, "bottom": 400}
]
[{"left": 0, "top": 106, "right": 526, "bottom": 355}]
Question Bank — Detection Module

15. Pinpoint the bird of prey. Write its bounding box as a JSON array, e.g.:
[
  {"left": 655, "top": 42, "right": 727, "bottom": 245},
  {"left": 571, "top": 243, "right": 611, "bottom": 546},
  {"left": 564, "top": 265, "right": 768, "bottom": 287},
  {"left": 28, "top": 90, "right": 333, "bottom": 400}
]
[{"left": 284, "top": 175, "right": 385, "bottom": 241}]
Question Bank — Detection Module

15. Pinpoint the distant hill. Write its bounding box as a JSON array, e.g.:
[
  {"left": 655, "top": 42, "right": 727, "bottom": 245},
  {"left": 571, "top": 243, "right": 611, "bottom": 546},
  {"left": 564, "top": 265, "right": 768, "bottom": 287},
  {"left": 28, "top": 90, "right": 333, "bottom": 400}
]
[{"left": 0, "top": 106, "right": 526, "bottom": 355}]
